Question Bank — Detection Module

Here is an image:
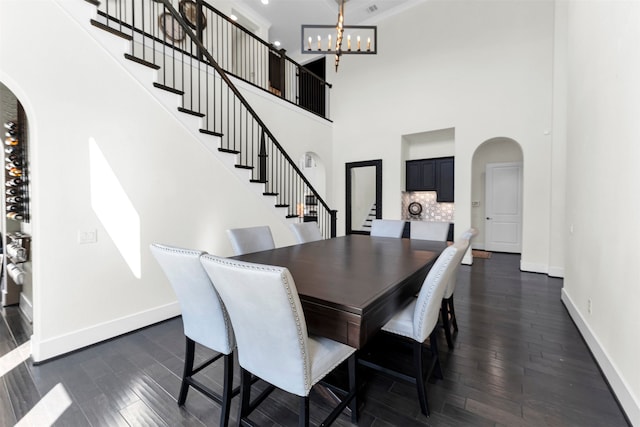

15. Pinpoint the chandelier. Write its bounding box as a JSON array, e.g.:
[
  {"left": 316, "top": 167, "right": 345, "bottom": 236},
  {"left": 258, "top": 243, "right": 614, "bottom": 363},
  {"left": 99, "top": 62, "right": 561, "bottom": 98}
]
[{"left": 301, "top": 0, "right": 377, "bottom": 71}]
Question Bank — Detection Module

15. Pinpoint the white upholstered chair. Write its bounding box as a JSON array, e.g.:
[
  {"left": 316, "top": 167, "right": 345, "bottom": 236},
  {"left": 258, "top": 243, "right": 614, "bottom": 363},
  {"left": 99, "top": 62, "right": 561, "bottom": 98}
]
[
  {"left": 226, "top": 225, "right": 275, "bottom": 255},
  {"left": 360, "top": 244, "right": 460, "bottom": 417},
  {"left": 410, "top": 221, "right": 450, "bottom": 241},
  {"left": 441, "top": 228, "right": 478, "bottom": 348},
  {"left": 289, "top": 222, "right": 323, "bottom": 243},
  {"left": 200, "top": 254, "right": 358, "bottom": 426},
  {"left": 461, "top": 227, "right": 478, "bottom": 242},
  {"left": 149, "top": 244, "right": 236, "bottom": 427},
  {"left": 370, "top": 219, "right": 405, "bottom": 238}
]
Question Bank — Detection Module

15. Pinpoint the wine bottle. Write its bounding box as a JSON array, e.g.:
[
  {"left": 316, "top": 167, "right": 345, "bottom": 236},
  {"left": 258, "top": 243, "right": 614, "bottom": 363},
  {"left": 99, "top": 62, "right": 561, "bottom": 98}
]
[
  {"left": 6, "top": 204, "right": 21, "bottom": 212},
  {"left": 6, "top": 188, "right": 19, "bottom": 196},
  {"left": 7, "top": 212, "right": 24, "bottom": 221},
  {"left": 5, "top": 177, "right": 23, "bottom": 186},
  {"left": 9, "top": 169, "right": 22, "bottom": 177},
  {"left": 3, "top": 121, "right": 16, "bottom": 131},
  {"left": 6, "top": 153, "right": 20, "bottom": 162},
  {"left": 4, "top": 146, "right": 20, "bottom": 155},
  {"left": 7, "top": 196, "right": 24, "bottom": 203},
  {"left": 4, "top": 137, "right": 18, "bottom": 146}
]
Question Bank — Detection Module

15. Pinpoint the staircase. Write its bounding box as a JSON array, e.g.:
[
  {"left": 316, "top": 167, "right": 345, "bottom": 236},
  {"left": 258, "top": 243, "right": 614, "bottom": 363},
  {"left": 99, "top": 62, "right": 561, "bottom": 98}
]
[{"left": 85, "top": 0, "right": 336, "bottom": 237}]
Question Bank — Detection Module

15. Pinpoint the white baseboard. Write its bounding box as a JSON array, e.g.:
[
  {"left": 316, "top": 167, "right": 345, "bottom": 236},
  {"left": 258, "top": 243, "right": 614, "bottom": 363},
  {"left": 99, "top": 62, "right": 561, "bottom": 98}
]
[
  {"left": 519, "top": 261, "right": 548, "bottom": 274},
  {"left": 31, "top": 302, "right": 181, "bottom": 363},
  {"left": 19, "top": 293, "right": 33, "bottom": 323},
  {"left": 547, "top": 266, "right": 565, "bottom": 278},
  {"left": 561, "top": 289, "right": 639, "bottom": 425}
]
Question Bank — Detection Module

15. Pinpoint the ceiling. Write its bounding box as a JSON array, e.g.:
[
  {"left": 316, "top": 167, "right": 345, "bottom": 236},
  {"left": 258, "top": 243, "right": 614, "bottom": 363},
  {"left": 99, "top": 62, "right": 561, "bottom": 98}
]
[{"left": 234, "top": 0, "right": 421, "bottom": 62}]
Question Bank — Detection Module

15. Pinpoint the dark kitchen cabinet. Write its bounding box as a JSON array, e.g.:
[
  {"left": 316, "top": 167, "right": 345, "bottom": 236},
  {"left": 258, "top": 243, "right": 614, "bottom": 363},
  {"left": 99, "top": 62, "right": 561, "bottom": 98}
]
[
  {"left": 435, "top": 157, "right": 454, "bottom": 202},
  {"left": 406, "top": 156, "right": 454, "bottom": 202},
  {"left": 406, "top": 159, "right": 436, "bottom": 191}
]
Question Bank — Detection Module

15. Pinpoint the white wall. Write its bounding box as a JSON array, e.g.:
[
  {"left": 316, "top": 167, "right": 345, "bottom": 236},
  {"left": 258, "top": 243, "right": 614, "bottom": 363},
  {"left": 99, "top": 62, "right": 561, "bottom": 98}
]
[
  {"left": 0, "top": 0, "right": 325, "bottom": 361},
  {"left": 548, "top": 0, "right": 567, "bottom": 279},
  {"left": 562, "top": 1, "right": 640, "bottom": 423},
  {"left": 329, "top": 0, "right": 556, "bottom": 273}
]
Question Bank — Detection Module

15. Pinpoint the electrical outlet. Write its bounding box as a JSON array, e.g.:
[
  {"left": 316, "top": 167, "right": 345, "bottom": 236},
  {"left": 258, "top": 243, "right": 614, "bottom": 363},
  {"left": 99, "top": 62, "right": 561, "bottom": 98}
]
[
  {"left": 587, "top": 298, "right": 592, "bottom": 315},
  {"left": 78, "top": 230, "right": 97, "bottom": 244}
]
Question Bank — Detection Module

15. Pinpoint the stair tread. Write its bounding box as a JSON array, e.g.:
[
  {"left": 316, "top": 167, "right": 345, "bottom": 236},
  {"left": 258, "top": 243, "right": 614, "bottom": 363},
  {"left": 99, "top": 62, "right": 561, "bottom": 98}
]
[
  {"left": 235, "top": 165, "right": 254, "bottom": 170},
  {"left": 218, "top": 148, "right": 240, "bottom": 154},
  {"left": 275, "top": 204, "right": 289, "bottom": 208},
  {"left": 90, "top": 19, "right": 132, "bottom": 41},
  {"left": 153, "top": 83, "right": 184, "bottom": 95},
  {"left": 263, "top": 192, "right": 278, "bottom": 196},
  {"left": 202, "top": 129, "right": 224, "bottom": 137},
  {"left": 177, "top": 107, "right": 205, "bottom": 117},
  {"left": 124, "top": 54, "right": 160, "bottom": 69}
]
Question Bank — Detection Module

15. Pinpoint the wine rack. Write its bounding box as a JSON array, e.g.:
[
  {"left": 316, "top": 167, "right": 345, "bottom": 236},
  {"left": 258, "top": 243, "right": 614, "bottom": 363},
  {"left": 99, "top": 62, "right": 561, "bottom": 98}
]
[{"left": 4, "top": 115, "right": 28, "bottom": 222}]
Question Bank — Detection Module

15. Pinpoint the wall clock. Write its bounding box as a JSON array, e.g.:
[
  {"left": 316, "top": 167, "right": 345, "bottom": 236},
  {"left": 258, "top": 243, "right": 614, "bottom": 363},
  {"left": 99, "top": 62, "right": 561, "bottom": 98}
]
[
  {"left": 159, "top": 12, "right": 185, "bottom": 42},
  {"left": 408, "top": 202, "right": 422, "bottom": 216}
]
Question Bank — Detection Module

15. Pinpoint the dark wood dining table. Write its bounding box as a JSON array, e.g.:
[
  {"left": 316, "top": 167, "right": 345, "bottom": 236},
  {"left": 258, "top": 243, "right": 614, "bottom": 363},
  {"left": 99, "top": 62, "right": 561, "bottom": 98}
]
[{"left": 232, "top": 234, "right": 447, "bottom": 349}]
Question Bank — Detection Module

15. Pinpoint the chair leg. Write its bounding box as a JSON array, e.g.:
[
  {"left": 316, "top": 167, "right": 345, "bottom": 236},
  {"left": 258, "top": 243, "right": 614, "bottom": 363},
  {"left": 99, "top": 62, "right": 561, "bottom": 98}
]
[
  {"left": 413, "top": 341, "right": 430, "bottom": 416},
  {"left": 441, "top": 299, "right": 454, "bottom": 350},
  {"left": 298, "top": 396, "right": 310, "bottom": 427},
  {"left": 178, "top": 337, "right": 195, "bottom": 406},
  {"left": 239, "top": 368, "right": 253, "bottom": 423},
  {"left": 430, "top": 332, "right": 443, "bottom": 380},
  {"left": 220, "top": 354, "right": 234, "bottom": 427},
  {"left": 448, "top": 297, "right": 458, "bottom": 331}
]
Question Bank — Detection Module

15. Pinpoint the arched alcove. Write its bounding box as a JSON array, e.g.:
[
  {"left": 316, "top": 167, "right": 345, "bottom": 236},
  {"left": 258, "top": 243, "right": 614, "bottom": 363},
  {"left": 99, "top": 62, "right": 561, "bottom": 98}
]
[
  {"left": 300, "top": 151, "right": 326, "bottom": 199},
  {"left": 471, "top": 137, "right": 523, "bottom": 250}
]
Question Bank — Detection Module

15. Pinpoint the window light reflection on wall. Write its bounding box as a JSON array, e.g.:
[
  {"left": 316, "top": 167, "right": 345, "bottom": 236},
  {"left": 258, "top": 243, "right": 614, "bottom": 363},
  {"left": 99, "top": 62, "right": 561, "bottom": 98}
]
[{"left": 89, "top": 138, "right": 141, "bottom": 278}]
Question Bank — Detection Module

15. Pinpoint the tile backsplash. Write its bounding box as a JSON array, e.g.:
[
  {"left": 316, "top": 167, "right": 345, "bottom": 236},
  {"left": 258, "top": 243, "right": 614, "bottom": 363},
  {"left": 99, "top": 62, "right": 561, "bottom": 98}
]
[{"left": 401, "top": 191, "right": 455, "bottom": 222}]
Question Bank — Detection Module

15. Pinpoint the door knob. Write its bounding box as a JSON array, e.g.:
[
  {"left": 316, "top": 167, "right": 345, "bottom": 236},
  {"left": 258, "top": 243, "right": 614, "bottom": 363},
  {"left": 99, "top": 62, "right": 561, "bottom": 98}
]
[{"left": 486, "top": 217, "right": 492, "bottom": 220}]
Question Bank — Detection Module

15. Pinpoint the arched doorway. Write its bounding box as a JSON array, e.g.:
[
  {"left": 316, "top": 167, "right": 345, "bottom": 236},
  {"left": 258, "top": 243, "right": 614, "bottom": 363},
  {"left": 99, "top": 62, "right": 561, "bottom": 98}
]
[{"left": 471, "top": 137, "right": 523, "bottom": 252}]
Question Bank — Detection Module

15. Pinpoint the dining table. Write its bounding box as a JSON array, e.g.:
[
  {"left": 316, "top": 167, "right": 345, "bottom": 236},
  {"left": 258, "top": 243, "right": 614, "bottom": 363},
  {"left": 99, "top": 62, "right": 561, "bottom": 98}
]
[{"left": 232, "top": 234, "right": 448, "bottom": 350}]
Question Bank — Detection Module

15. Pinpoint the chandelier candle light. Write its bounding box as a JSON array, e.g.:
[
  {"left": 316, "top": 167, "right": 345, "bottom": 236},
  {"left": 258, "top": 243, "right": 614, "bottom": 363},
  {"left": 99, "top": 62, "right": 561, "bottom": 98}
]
[{"left": 301, "top": 0, "right": 377, "bottom": 71}]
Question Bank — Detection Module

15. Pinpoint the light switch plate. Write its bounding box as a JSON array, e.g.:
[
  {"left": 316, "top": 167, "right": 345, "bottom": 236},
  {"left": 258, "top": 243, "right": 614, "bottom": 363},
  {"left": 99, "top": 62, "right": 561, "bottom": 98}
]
[{"left": 78, "top": 230, "right": 97, "bottom": 244}]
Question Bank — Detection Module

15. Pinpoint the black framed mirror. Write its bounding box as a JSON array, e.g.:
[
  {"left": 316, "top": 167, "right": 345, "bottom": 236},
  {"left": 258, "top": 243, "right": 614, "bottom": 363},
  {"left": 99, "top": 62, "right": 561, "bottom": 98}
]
[{"left": 346, "top": 159, "right": 382, "bottom": 235}]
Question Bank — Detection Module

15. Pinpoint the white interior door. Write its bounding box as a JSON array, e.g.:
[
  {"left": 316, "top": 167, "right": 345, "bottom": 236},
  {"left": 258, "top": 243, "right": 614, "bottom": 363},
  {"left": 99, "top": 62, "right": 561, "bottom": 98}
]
[{"left": 485, "top": 162, "right": 522, "bottom": 253}]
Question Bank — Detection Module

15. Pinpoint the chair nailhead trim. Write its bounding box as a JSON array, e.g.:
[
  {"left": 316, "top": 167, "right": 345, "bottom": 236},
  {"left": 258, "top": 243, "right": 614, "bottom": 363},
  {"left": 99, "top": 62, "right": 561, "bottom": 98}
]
[{"left": 415, "top": 248, "right": 456, "bottom": 341}]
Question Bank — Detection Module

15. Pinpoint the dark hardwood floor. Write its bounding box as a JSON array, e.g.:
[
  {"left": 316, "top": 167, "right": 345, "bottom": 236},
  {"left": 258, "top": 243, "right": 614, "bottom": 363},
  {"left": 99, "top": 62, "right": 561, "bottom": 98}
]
[{"left": 0, "top": 253, "right": 630, "bottom": 426}]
